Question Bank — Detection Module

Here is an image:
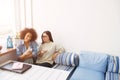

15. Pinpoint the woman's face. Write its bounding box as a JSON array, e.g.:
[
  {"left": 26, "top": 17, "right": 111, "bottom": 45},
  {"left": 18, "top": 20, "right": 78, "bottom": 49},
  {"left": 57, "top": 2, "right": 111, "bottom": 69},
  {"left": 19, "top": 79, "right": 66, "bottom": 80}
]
[
  {"left": 42, "top": 33, "right": 50, "bottom": 43},
  {"left": 24, "top": 32, "right": 32, "bottom": 42}
]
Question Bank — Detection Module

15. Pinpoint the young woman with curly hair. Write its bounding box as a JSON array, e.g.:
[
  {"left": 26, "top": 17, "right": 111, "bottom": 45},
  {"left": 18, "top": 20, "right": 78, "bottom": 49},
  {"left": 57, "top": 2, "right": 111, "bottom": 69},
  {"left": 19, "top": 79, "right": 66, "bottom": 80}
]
[{"left": 16, "top": 28, "right": 38, "bottom": 64}]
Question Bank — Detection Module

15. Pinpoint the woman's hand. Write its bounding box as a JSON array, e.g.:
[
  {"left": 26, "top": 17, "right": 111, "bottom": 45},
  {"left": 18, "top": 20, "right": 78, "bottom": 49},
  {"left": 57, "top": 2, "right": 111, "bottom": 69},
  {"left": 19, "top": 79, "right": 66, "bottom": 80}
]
[
  {"left": 41, "top": 50, "right": 47, "bottom": 54},
  {"left": 23, "top": 49, "right": 32, "bottom": 56},
  {"left": 18, "top": 55, "right": 25, "bottom": 62},
  {"left": 18, "top": 49, "right": 32, "bottom": 61},
  {"left": 38, "top": 50, "right": 47, "bottom": 57},
  {"left": 52, "top": 53, "right": 59, "bottom": 61}
]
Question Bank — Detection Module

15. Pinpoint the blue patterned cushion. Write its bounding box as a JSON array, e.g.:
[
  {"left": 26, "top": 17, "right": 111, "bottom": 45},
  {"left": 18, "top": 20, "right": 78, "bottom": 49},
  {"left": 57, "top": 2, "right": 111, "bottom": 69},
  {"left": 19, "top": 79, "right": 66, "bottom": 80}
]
[
  {"left": 55, "top": 52, "right": 79, "bottom": 66},
  {"left": 79, "top": 51, "right": 108, "bottom": 73},
  {"left": 107, "top": 56, "right": 120, "bottom": 73},
  {"left": 106, "top": 72, "right": 120, "bottom": 80}
]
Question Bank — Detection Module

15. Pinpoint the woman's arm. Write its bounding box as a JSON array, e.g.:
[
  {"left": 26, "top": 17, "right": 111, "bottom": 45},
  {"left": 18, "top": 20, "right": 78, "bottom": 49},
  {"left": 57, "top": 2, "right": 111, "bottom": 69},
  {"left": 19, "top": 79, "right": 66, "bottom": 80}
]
[
  {"left": 19, "top": 49, "right": 32, "bottom": 61},
  {"left": 37, "top": 50, "right": 47, "bottom": 57},
  {"left": 16, "top": 40, "right": 23, "bottom": 56},
  {"left": 20, "top": 41, "right": 39, "bottom": 61},
  {"left": 31, "top": 41, "right": 39, "bottom": 63},
  {"left": 37, "top": 44, "right": 48, "bottom": 57},
  {"left": 31, "top": 41, "right": 39, "bottom": 57},
  {"left": 52, "top": 44, "right": 65, "bottom": 60},
  {"left": 16, "top": 40, "right": 34, "bottom": 61}
]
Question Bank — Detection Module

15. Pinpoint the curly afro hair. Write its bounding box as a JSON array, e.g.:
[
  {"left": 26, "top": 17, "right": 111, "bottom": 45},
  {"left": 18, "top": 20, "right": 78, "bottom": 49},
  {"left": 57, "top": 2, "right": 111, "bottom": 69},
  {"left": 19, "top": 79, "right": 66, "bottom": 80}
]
[{"left": 20, "top": 28, "right": 37, "bottom": 41}]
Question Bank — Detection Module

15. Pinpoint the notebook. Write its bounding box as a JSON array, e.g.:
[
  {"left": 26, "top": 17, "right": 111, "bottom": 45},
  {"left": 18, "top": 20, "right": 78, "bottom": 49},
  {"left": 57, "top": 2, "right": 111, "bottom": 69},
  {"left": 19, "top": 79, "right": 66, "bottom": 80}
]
[{"left": 0, "top": 60, "right": 32, "bottom": 74}]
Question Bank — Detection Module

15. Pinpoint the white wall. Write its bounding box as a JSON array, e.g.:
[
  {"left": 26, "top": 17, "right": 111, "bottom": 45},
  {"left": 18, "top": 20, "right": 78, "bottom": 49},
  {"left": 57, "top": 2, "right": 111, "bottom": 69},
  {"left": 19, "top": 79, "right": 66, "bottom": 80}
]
[
  {"left": 0, "top": 0, "right": 15, "bottom": 50},
  {"left": 32, "top": 0, "right": 120, "bottom": 56}
]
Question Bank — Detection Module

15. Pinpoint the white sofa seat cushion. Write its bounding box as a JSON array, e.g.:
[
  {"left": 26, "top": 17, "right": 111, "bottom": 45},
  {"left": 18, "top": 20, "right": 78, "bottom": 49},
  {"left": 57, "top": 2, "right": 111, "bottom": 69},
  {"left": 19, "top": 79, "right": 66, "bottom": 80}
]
[{"left": 70, "top": 67, "right": 105, "bottom": 80}]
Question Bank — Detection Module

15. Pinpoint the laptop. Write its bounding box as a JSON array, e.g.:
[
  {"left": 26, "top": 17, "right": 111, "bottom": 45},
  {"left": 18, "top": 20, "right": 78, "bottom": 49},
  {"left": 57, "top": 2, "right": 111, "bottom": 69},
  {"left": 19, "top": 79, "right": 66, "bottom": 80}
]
[{"left": 0, "top": 60, "right": 32, "bottom": 74}]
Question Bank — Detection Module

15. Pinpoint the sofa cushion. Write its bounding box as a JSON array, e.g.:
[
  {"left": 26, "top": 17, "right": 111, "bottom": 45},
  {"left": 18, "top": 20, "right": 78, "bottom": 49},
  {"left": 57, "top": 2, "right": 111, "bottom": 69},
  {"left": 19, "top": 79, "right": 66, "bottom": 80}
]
[
  {"left": 52, "top": 64, "right": 75, "bottom": 71},
  {"left": 106, "top": 72, "right": 120, "bottom": 80},
  {"left": 79, "top": 51, "right": 108, "bottom": 73},
  {"left": 70, "top": 67, "right": 105, "bottom": 80},
  {"left": 55, "top": 52, "right": 79, "bottom": 66},
  {"left": 107, "top": 56, "right": 120, "bottom": 73}
]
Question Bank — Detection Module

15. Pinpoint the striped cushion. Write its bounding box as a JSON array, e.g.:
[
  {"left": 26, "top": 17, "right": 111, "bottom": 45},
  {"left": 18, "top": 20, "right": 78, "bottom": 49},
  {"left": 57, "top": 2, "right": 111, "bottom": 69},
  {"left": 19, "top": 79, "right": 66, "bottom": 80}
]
[
  {"left": 52, "top": 64, "right": 75, "bottom": 71},
  {"left": 105, "top": 72, "right": 120, "bottom": 80},
  {"left": 55, "top": 52, "right": 79, "bottom": 66},
  {"left": 107, "top": 56, "right": 120, "bottom": 73}
]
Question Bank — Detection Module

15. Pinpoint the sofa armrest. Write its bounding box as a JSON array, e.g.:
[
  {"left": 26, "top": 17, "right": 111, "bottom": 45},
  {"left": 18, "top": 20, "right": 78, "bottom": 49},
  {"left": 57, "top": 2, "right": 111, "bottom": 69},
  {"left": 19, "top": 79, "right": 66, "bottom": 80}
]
[{"left": 0, "top": 49, "right": 18, "bottom": 64}]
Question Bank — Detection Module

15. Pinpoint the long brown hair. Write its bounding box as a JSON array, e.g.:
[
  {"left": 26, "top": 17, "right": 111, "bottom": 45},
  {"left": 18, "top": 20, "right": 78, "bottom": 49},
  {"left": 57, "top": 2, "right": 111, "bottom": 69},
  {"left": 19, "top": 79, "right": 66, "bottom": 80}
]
[{"left": 41, "top": 30, "right": 53, "bottom": 44}]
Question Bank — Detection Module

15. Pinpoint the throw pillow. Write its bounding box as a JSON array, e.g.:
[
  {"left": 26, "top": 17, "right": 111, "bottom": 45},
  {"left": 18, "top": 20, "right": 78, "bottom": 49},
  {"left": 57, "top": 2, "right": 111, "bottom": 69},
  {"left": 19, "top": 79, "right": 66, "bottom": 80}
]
[
  {"left": 107, "top": 56, "right": 119, "bottom": 73},
  {"left": 79, "top": 51, "right": 108, "bottom": 73},
  {"left": 55, "top": 52, "right": 79, "bottom": 66}
]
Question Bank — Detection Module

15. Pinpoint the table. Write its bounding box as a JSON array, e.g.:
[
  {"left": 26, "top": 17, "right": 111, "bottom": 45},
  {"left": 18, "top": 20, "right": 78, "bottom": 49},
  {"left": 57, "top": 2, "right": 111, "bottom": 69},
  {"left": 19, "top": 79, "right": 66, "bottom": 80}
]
[{"left": 0, "top": 62, "right": 70, "bottom": 80}]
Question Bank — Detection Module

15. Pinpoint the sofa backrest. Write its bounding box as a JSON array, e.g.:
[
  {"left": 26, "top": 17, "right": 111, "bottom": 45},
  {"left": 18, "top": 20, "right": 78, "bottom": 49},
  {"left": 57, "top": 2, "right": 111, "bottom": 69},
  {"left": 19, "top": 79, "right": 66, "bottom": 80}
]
[{"left": 79, "top": 51, "right": 109, "bottom": 73}]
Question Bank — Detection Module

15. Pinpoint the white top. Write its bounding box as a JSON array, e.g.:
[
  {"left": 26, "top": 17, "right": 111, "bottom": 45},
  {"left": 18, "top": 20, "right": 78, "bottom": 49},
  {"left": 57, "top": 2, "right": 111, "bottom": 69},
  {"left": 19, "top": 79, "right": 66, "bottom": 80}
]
[{"left": 36, "top": 42, "right": 65, "bottom": 64}]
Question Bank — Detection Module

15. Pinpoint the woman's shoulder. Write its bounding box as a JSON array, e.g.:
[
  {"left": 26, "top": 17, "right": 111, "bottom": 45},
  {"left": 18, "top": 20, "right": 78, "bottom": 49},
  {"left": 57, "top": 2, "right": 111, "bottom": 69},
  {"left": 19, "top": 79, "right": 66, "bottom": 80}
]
[
  {"left": 49, "top": 41, "right": 57, "bottom": 46},
  {"left": 53, "top": 42, "right": 64, "bottom": 49},
  {"left": 51, "top": 42, "right": 61, "bottom": 47}
]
